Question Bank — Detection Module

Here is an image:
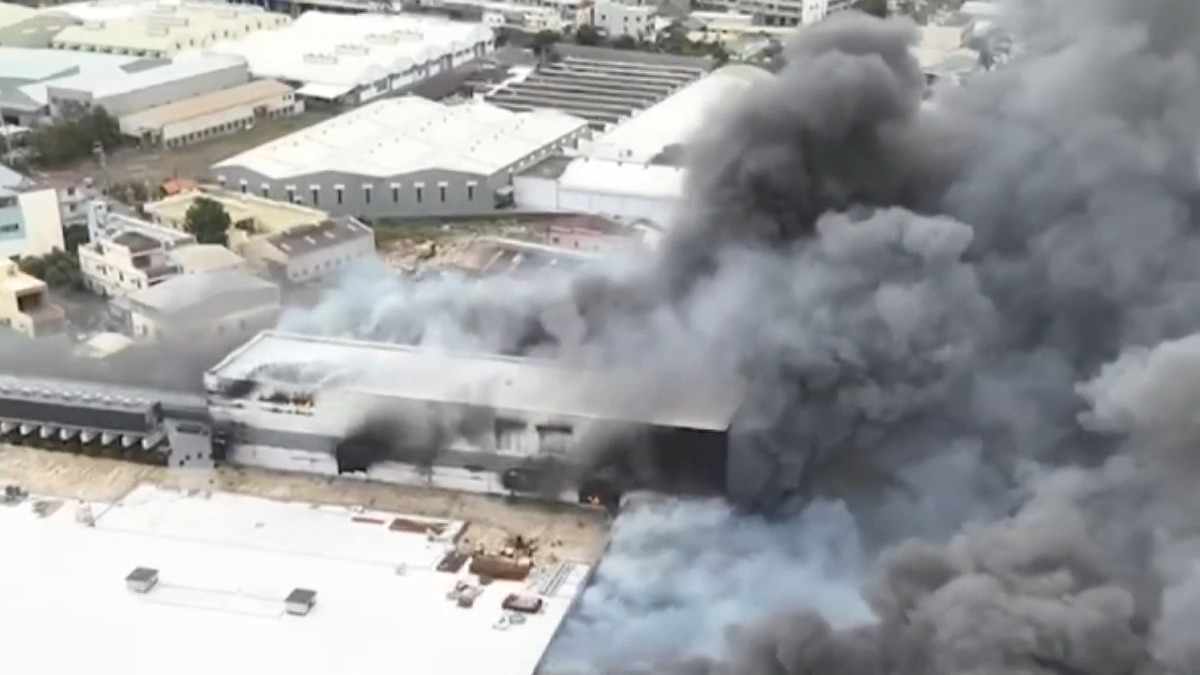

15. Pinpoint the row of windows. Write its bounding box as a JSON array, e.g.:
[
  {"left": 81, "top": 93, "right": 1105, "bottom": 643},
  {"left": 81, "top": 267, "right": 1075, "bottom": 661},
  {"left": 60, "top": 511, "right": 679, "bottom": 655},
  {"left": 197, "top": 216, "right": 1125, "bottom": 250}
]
[
  {"left": 163, "top": 105, "right": 295, "bottom": 148},
  {"left": 220, "top": 178, "right": 482, "bottom": 206}
]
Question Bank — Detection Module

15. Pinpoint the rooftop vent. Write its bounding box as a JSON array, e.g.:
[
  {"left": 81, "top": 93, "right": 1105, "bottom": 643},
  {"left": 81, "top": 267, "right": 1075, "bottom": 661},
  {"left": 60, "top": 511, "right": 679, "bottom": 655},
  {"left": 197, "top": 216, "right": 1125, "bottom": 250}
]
[
  {"left": 125, "top": 567, "right": 159, "bottom": 594},
  {"left": 285, "top": 588, "right": 316, "bottom": 616}
]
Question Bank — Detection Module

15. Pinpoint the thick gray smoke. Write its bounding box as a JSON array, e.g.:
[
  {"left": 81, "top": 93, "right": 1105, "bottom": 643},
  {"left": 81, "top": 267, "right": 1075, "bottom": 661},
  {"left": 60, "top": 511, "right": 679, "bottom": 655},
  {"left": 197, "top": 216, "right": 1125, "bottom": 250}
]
[{"left": 279, "top": 0, "right": 1200, "bottom": 673}]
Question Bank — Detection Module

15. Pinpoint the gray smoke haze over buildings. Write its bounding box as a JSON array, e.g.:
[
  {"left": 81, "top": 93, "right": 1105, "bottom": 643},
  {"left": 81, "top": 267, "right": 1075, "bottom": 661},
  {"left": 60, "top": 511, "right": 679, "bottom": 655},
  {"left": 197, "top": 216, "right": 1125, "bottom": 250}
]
[{"left": 277, "top": 0, "right": 1200, "bottom": 673}]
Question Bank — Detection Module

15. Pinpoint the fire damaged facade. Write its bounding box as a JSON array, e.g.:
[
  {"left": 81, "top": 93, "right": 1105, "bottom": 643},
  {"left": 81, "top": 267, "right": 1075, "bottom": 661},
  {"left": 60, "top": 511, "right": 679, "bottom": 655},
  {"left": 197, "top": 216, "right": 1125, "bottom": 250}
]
[{"left": 203, "top": 331, "right": 748, "bottom": 510}]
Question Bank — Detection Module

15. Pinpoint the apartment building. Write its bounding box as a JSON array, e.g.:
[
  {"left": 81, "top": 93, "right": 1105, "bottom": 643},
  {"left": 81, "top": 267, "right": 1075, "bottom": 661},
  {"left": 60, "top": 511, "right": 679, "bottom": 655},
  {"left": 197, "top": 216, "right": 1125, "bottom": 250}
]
[
  {"left": 696, "top": 0, "right": 852, "bottom": 26},
  {"left": 79, "top": 203, "right": 196, "bottom": 297},
  {"left": 592, "top": 1, "right": 657, "bottom": 39},
  {"left": 0, "top": 260, "right": 66, "bottom": 338}
]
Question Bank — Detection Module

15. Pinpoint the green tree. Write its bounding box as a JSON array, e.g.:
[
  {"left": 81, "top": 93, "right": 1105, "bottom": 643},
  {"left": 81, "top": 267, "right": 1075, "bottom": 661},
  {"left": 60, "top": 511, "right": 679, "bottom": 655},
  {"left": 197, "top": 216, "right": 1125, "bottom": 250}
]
[
  {"left": 26, "top": 105, "right": 122, "bottom": 168},
  {"left": 183, "top": 196, "right": 231, "bottom": 245},
  {"left": 14, "top": 249, "right": 83, "bottom": 290},
  {"left": 854, "top": 0, "right": 889, "bottom": 16},
  {"left": 574, "top": 24, "right": 603, "bottom": 46}
]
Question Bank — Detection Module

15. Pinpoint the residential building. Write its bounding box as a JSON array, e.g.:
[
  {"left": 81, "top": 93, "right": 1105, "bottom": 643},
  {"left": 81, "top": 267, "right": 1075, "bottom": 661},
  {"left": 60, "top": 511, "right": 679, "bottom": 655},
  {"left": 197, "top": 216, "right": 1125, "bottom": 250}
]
[
  {"left": 695, "top": 0, "right": 852, "bottom": 27},
  {"left": 45, "top": 52, "right": 251, "bottom": 119},
  {"left": 122, "top": 268, "right": 280, "bottom": 340},
  {"left": 143, "top": 186, "right": 329, "bottom": 252},
  {"left": 50, "top": 2, "right": 290, "bottom": 58},
  {"left": 0, "top": 259, "right": 66, "bottom": 338},
  {"left": 204, "top": 11, "right": 494, "bottom": 105},
  {"left": 28, "top": 171, "right": 99, "bottom": 227},
  {"left": 212, "top": 96, "right": 589, "bottom": 218},
  {"left": 0, "top": 186, "right": 66, "bottom": 260},
  {"left": 242, "top": 216, "right": 374, "bottom": 285},
  {"left": 79, "top": 203, "right": 196, "bottom": 296},
  {"left": 118, "top": 78, "right": 300, "bottom": 148},
  {"left": 591, "top": 2, "right": 656, "bottom": 40}
]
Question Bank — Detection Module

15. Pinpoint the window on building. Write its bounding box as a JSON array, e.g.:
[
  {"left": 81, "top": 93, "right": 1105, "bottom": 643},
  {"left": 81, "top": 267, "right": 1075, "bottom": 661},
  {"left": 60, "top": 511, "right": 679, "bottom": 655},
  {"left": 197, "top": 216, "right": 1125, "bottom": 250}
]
[
  {"left": 439, "top": 185, "right": 446, "bottom": 203},
  {"left": 364, "top": 186, "right": 372, "bottom": 204},
  {"left": 391, "top": 186, "right": 399, "bottom": 202},
  {"left": 261, "top": 185, "right": 269, "bottom": 198},
  {"left": 310, "top": 187, "right": 319, "bottom": 206},
  {"left": 335, "top": 187, "right": 343, "bottom": 205},
  {"left": 467, "top": 184, "right": 475, "bottom": 201},
  {"left": 416, "top": 187, "right": 423, "bottom": 203},
  {"left": 239, "top": 182, "right": 247, "bottom": 194}
]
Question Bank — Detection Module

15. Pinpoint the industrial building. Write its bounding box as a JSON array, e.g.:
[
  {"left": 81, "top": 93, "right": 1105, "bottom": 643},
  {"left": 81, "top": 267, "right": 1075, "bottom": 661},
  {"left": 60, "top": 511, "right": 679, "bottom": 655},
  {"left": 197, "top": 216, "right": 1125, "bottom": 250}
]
[
  {"left": 122, "top": 268, "right": 280, "bottom": 340},
  {"left": 0, "top": 46, "right": 142, "bottom": 125},
  {"left": 0, "top": 186, "right": 67, "bottom": 260},
  {"left": 143, "top": 185, "right": 328, "bottom": 252},
  {"left": 204, "top": 330, "right": 747, "bottom": 508},
  {"left": 0, "top": 3, "right": 78, "bottom": 48},
  {"left": 118, "top": 78, "right": 299, "bottom": 147},
  {"left": 46, "top": 52, "right": 251, "bottom": 118},
  {"left": 205, "top": 11, "right": 495, "bottom": 104},
  {"left": 485, "top": 46, "right": 709, "bottom": 130},
  {"left": 0, "top": 260, "right": 66, "bottom": 338},
  {"left": 212, "top": 96, "right": 590, "bottom": 218},
  {"left": 241, "top": 216, "right": 375, "bottom": 285},
  {"left": 513, "top": 65, "right": 771, "bottom": 225},
  {"left": 50, "top": 1, "right": 290, "bottom": 58}
]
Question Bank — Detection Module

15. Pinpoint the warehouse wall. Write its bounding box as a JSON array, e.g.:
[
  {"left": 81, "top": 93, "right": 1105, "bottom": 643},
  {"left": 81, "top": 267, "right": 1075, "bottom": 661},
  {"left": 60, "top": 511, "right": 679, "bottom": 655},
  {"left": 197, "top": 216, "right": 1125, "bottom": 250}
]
[{"left": 47, "top": 60, "right": 250, "bottom": 118}]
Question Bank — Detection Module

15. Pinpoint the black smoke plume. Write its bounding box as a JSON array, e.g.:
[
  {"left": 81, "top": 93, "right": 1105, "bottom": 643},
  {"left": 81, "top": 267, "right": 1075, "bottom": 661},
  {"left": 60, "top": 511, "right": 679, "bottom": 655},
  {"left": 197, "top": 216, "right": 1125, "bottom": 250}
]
[{"left": 279, "top": 1, "right": 1200, "bottom": 673}]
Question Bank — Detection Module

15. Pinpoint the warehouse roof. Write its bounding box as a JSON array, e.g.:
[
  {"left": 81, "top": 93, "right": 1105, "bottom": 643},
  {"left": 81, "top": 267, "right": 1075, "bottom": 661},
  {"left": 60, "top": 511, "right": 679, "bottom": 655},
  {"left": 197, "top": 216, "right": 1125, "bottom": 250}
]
[
  {"left": 127, "top": 268, "right": 276, "bottom": 318},
  {"left": 556, "top": 158, "right": 685, "bottom": 201},
  {"left": 584, "top": 65, "right": 771, "bottom": 164},
  {"left": 0, "top": 47, "right": 143, "bottom": 108},
  {"left": 45, "top": 52, "right": 245, "bottom": 99},
  {"left": 209, "top": 331, "right": 747, "bottom": 432},
  {"left": 120, "top": 78, "right": 290, "bottom": 133},
  {"left": 205, "top": 11, "right": 493, "bottom": 100},
  {"left": 214, "top": 97, "right": 588, "bottom": 179},
  {"left": 51, "top": 2, "right": 289, "bottom": 55},
  {"left": 264, "top": 217, "right": 372, "bottom": 257}
]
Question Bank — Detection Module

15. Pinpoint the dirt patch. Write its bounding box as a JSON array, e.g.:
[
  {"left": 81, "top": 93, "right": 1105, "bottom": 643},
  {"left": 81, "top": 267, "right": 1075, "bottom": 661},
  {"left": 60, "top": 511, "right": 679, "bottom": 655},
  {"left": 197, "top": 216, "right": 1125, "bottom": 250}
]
[{"left": 0, "top": 445, "right": 610, "bottom": 564}]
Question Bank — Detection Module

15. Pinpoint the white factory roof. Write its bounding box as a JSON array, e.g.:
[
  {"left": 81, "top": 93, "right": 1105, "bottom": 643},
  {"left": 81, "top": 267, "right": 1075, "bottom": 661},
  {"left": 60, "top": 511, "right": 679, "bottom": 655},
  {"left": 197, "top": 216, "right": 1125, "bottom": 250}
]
[
  {"left": 44, "top": 51, "right": 246, "bottom": 98},
  {"left": 0, "top": 47, "right": 141, "bottom": 103},
  {"left": 51, "top": 1, "right": 289, "bottom": 55},
  {"left": 583, "top": 65, "right": 772, "bottom": 164},
  {"left": 210, "top": 331, "right": 747, "bottom": 431},
  {"left": 0, "top": 484, "right": 587, "bottom": 675},
  {"left": 0, "top": 2, "right": 36, "bottom": 26},
  {"left": 205, "top": 11, "right": 493, "bottom": 99},
  {"left": 127, "top": 268, "right": 275, "bottom": 318},
  {"left": 215, "top": 96, "right": 588, "bottom": 180},
  {"left": 558, "top": 158, "right": 685, "bottom": 201}
]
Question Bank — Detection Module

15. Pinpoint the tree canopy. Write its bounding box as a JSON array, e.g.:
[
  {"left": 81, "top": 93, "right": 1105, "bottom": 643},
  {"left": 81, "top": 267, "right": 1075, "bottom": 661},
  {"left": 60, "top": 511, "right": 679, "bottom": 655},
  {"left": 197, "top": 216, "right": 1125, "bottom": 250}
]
[
  {"left": 183, "top": 196, "right": 231, "bottom": 245},
  {"left": 14, "top": 250, "right": 83, "bottom": 290},
  {"left": 27, "top": 106, "right": 121, "bottom": 168}
]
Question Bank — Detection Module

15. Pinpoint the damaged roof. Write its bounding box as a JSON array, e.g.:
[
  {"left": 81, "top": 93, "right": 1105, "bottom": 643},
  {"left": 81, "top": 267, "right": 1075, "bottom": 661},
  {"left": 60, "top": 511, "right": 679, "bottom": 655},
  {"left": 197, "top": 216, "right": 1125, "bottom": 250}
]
[{"left": 209, "top": 331, "right": 746, "bottom": 432}]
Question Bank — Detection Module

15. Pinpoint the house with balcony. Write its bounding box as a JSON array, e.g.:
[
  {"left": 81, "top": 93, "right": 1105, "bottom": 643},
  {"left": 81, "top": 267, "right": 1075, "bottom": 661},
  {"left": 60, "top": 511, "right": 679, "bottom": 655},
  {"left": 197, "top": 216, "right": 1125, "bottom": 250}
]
[
  {"left": 0, "top": 260, "right": 65, "bottom": 338},
  {"left": 78, "top": 218, "right": 195, "bottom": 298}
]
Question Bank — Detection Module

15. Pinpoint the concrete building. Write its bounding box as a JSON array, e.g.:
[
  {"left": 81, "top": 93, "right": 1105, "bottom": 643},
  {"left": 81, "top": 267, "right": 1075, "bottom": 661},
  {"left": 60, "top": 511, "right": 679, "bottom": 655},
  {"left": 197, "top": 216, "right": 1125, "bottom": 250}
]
[
  {"left": 169, "top": 242, "right": 246, "bottom": 274},
  {"left": 78, "top": 205, "right": 197, "bottom": 296},
  {"left": 484, "top": 45, "right": 709, "bottom": 130},
  {"left": 50, "top": 1, "right": 290, "bottom": 58},
  {"left": 204, "top": 330, "right": 746, "bottom": 507},
  {"left": 0, "top": 4, "right": 78, "bottom": 48},
  {"left": 696, "top": 0, "right": 852, "bottom": 27},
  {"left": 118, "top": 78, "right": 299, "bottom": 148},
  {"left": 212, "top": 96, "right": 589, "bottom": 218},
  {"left": 205, "top": 11, "right": 495, "bottom": 105},
  {"left": 0, "top": 259, "right": 66, "bottom": 338},
  {"left": 45, "top": 52, "right": 251, "bottom": 119},
  {"left": 591, "top": 1, "right": 656, "bottom": 40},
  {"left": 0, "top": 187, "right": 67, "bottom": 260},
  {"left": 28, "top": 170, "right": 99, "bottom": 227},
  {"left": 242, "top": 216, "right": 374, "bottom": 285},
  {"left": 123, "top": 268, "right": 280, "bottom": 340},
  {"left": 143, "top": 185, "right": 329, "bottom": 251}
]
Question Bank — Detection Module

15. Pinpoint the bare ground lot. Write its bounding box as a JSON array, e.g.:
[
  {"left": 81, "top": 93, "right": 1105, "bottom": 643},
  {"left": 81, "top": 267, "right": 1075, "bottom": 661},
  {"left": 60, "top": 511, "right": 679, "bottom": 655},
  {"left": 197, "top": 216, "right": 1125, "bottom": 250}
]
[
  {"left": 97, "top": 110, "right": 337, "bottom": 185},
  {"left": 0, "top": 446, "right": 610, "bottom": 564}
]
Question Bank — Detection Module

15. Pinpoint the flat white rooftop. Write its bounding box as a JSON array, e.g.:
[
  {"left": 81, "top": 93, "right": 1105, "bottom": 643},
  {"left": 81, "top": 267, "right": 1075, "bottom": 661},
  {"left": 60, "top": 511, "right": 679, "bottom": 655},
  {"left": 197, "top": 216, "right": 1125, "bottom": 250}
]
[
  {"left": 215, "top": 96, "right": 588, "bottom": 180},
  {"left": 209, "top": 331, "right": 745, "bottom": 432},
  {"left": 0, "top": 484, "right": 591, "bottom": 675}
]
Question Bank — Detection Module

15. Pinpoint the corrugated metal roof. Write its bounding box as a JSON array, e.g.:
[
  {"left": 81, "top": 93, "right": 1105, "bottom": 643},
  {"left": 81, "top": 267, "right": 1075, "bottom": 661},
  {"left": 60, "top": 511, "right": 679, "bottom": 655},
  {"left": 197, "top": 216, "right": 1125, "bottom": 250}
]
[{"left": 120, "top": 78, "right": 292, "bottom": 132}]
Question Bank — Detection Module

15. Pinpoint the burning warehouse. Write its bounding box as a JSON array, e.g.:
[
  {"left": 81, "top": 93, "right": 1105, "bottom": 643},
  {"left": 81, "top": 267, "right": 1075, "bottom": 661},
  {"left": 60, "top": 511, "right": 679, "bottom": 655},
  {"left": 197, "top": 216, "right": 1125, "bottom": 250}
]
[{"left": 204, "top": 331, "right": 748, "bottom": 509}]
